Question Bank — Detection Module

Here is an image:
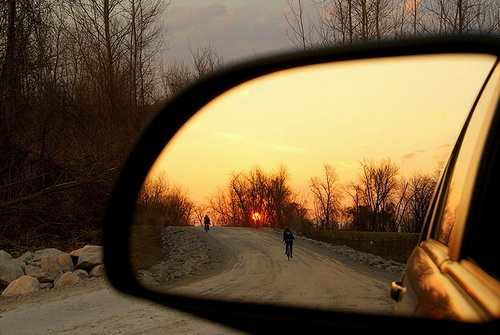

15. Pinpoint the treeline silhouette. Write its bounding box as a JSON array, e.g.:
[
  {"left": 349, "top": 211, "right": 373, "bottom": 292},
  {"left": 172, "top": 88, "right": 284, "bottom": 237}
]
[{"left": 139, "top": 159, "right": 441, "bottom": 234}]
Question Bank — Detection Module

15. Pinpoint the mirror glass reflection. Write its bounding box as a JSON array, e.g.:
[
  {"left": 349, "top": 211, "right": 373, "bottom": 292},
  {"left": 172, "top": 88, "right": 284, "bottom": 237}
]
[{"left": 129, "top": 54, "right": 495, "bottom": 315}]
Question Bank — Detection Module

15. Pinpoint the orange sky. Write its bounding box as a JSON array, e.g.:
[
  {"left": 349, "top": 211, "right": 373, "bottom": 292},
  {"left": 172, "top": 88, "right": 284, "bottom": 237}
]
[{"left": 149, "top": 53, "right": 496, "bottom": 205}]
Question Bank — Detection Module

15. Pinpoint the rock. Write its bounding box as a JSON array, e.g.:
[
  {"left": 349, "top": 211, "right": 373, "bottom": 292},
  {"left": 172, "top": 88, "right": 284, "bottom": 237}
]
[
  {"left": 365, "top": 256, "right": 385, "bottom": 267},
  {"left": 21, "top": 248, "right": 77, "bottom": 283},
  {"left": 20, "top": 248, "right": 74, "bottom": 283},
  {"left": 16, "top": 251, "right": 34, "bottom": 263},
  {"left": 89, "top": 264, "right": 105, "bottom": 278},
  {"left": 58, "top": 253, "right": 75, "bottom": 273},
  {"left": 2, "top": 275, "right": 41, "bottom": 296},
  {"left": 0, "top": 250, "right": 25, "bottom": 288},
  {"left": 32, "top": 248, "right": 64, "bottom": 262},
  {"left": 69, "top": 246, "right": 87, "bottom": 261},
  {"left": 71, "top": 245, "right": 99, "bottom": 260},
  {"left": 75, "top": 246, "right": 103, "bottom": 271},
  {"left": 26, "top": 255, "right": 64, "bottom": 282},
  {"left": 54, "top": 272, "right": 80, "bottom": 288},
  {"left": 39, "top": 282, "right": 54, "bottom": 290},
  {"left": 73, "top": 269, "right": 89, "bottom": 280},
  {"left": 41, "top": 255, "right": 65, "bottom": 280},
  {"left": 387, "top": 259, "right": 403, "bottom": 266},
  {"left": 0, "top": 244, "right": 106, "bottom": 295},
  {"left": 24, "top": 264, "right": 47, "bottom": 280}
]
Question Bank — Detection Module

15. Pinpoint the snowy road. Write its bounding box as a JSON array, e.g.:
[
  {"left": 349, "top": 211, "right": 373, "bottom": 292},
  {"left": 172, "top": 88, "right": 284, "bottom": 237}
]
[{"left": 165, "top": 227, "right": 397, "bottom": 313}]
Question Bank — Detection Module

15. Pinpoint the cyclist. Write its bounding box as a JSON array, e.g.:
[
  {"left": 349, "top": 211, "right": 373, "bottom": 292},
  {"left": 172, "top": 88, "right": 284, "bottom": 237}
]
[
  {"left": 282, "top": 227, "right": 295, "bottom": 258},
  {"left": 204, "top": 215, "right": 211, "bottom": 232}
]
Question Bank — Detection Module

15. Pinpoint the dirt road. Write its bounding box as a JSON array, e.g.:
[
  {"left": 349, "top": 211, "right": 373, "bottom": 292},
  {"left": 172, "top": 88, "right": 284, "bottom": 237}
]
[{"left": 0, "top": 227, "right": 400, "bottom": 334}]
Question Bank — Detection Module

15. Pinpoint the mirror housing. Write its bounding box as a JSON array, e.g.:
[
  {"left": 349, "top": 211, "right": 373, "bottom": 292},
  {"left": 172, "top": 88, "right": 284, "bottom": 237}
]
[{"left": 103, "top": 36, "right": 500, "bottom": 334}]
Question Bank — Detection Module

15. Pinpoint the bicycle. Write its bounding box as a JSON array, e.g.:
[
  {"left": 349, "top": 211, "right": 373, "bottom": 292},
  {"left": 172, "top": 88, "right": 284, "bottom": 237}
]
[
  {"left": 284, "top": 242, "right": 293, "bottom": 260},
  {"left": 204, "top": 223, "right": 210, "bottom": 232}
]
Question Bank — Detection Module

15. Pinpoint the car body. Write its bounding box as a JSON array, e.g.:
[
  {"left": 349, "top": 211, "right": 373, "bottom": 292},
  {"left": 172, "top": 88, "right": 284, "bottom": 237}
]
[
  {"left": 391, "top": 47, "right": 500, "bottom": 322},
  {"left": 103, "top": 36, "right": 500, "bottom": 334}
]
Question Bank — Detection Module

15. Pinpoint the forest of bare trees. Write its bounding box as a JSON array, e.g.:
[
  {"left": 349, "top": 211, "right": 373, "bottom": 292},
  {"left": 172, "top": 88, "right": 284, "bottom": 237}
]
[
  {"left": 0, "top": 0, "right": 222, "bottom": 254},
  {"left": 286, "top": 0, "right": 499, "bottom": 49},
  {"left": 1, "top": 0, "right": 498, "bottom": 255}
]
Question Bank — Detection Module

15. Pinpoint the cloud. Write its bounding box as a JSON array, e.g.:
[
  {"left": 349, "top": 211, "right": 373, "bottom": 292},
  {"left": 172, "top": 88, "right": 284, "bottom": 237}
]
[
  {"left": 401, "top": 150, "right": 426, "bottom": 162},
  {"left": 167, "top": 1, "right": 291, "bottom": 61},
  {"left": 432, "top": 110, "right": 447, "bottom": 120},
  {"left": 431, "top": 144, "right": 453, "bottom": 161},
  {"left": 401, "top": 152, "right": 418, "bottom": 161},
  {"left": 213, "top": 131, "right": 304, "bottom": 154},
  {"left": 400, "top": 145, "right": 452, "bottom": 165},
  {"left": 169, "top": 1, "right": 231, "bottom": 31},
  {"left": 337, "top": 160, "right": 358, "bottom": 169}
]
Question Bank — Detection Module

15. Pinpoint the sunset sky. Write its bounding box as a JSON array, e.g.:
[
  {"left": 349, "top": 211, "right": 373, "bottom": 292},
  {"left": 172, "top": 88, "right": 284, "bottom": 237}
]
[{"left": 149, "top": 54, "right": 497, "bottom": 205}]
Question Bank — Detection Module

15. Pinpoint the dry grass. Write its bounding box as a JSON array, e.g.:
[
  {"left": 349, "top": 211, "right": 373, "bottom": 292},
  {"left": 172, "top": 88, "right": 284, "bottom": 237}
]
[
  {"left": 129, "top": 225, "right": 164, "bottom": 272},
  {"left": 129, "top": 206, "right": 165, "bottom": 272}
]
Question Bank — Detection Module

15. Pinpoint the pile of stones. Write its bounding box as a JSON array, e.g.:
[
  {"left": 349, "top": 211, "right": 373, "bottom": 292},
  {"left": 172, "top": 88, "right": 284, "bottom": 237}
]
[{"left": 0, "top": 245, "right": 105, "bottom": 296}]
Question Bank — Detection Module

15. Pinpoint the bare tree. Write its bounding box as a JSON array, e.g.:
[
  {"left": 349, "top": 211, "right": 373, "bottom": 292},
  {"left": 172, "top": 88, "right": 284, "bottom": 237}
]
[
  {"left": 344, "top": 181, "right": 365, "bottom": 230},
  {"left": 394, "top": 0, "right": 429, "bottom": 37},
  {"left": 266, "top": 164, "right": 298, "bottom": 229},
  {"left": 425, "top": 0, "right": 499, "bottom": 34},
  {"left": 193, "top": 203, "right": 211, "bottom": 226},
  {"left": 124, "top": 0, "right": 169, "bottom": 109},
  {"left": 286, "top": 0, "right": 398, "bottom": 46},
  {"left": 285, "top": 0, "right": 499, "bottom": 47},
  {"left": 160, "top": 60, "right": 194, "bottom": 100},
  {"left": 0, "top": 0, "right": 17, "bottom": 145},
  {"left": 208, "top": 165, "right": 306, "bottom": 229},
  {"left": 349, "top": 158, "right": 399, "bottom": 231},
  {"left": 190, "top": 40, "right": 225, "bottom": 77},
  {"left": 405, "top": 172, "right": 436, "bottom": 232},
  {"left": 209, "top": 186, "right": 238, "bottom": 226},
  {"left": 309, "top": 163, "right": 343, "bottom": 230},
  {"left": 160, "top": 42, "right": 226, "bottom": 101},
  {"left": 285, "top": 0, "right": 316, "bottom": 50},
  {"left": 136, "top": 174, "right": 194, "bottom": 226}
]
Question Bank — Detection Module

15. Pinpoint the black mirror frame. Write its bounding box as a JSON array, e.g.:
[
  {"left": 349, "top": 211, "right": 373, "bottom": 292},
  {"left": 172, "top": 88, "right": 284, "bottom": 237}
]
[{"left": 102, "top": 35, "right": 500, "bottom": 334}]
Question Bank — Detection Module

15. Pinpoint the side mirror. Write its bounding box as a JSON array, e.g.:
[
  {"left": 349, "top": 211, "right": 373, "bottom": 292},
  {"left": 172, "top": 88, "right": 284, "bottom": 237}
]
[{"left": 103, "top": 36, "right": 500, "bottom": 334}]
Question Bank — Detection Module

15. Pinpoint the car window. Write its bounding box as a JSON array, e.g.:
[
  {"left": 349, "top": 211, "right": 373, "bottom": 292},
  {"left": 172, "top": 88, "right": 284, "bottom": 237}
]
[
  {"left": 461, "top": 62, "right": 500, "bottom": 279},
  {"left": 433, "top": 115, "right": 480, "bottom": 246},
  {"left": 432, "top": 62, "right": 499, "bottom": 251}
]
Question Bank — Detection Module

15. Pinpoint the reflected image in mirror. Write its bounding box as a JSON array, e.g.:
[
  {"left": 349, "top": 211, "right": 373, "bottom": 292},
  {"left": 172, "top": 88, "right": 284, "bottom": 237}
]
[{"left": 129, "top": 54, "right": 496, "bottom": 315}]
